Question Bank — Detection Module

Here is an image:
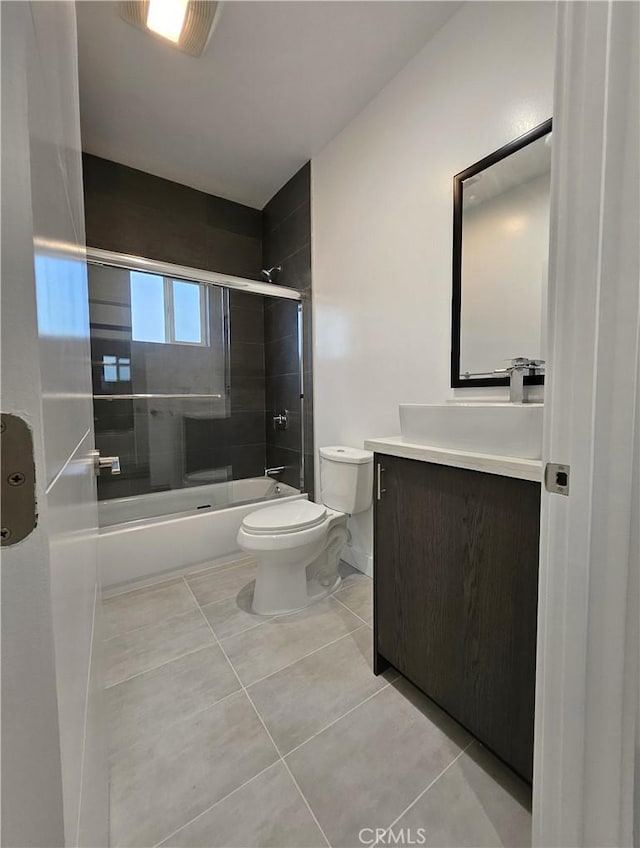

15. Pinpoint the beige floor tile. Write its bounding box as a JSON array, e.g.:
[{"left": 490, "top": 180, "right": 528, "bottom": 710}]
[
  {"left": 102, "top": 579, "right": 198, "bottom": 639},
  {"left": 104, "top": 609, "right": 214, "bottom": 687},
  {"left": 159, "top": 762, "right": 326, "bottom": 847},
  {"left": 285, "top": 678, "right": 470, "bottom": 848},
  {"left": 186, "top": 561, "right": 257, "bottom": 607},
  {"left": 201, "top": 580, "right": 272, "bottom": 640},
  {"left": 110, "top": 691, "right": 278, "bottom": 848},
  {"left": 106, "top": 646, "right": 240, "bottom": 759},
  {"left": 248, "top": 626, "right": 393, "bottom": 753},
  {"left": 334, "top": 576, "right": 373, "bottom": 624},
  {"left": 221, "top": 597, "right": 362, "bottom": 686},
  {"left": 394, "top": 741, "right": 531, "bottom": 847}
]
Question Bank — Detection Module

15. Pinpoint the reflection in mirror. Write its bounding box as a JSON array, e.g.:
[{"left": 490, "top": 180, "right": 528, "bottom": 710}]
[{"left": 451, "top": 119, "right": 552, "bottom": 387}]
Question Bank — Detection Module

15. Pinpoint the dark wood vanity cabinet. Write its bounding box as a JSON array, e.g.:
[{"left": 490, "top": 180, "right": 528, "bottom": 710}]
[{"left": 373, "top": 453, "right": 540, "bottom": 781}]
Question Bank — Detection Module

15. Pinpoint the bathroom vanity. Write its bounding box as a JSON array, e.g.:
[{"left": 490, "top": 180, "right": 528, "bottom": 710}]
[{"left": 367, "top": 435, "right": 542, "bottom": 782}]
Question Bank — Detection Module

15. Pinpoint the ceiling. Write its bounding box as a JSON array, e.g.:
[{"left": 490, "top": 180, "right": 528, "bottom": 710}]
[{"left": 76, "top": 1, "right": 461, "bottom": 209}]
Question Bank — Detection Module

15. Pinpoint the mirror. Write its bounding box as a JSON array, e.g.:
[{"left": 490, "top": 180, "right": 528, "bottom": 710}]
[{"left": 451, "top": 119, "right": 552, "bottom": 387}]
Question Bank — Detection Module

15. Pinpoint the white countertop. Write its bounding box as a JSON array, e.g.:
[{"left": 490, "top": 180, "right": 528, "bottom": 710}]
[{"left": 363, "top": 436, "right": 543, "bottom": 483}]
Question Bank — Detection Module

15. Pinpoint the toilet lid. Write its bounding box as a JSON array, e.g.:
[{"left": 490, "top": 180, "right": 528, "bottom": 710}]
[{"left": 242, "top": 501, "right": 327, "bottom": 534}]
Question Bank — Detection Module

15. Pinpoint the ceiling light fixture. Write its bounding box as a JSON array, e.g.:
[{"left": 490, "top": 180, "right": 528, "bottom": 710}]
[
  {"left": 119, "top": 1, "right": 222, "bottom": 57},
  {"left": 146, "top": 0, "right": 188, "bottom": 43}
]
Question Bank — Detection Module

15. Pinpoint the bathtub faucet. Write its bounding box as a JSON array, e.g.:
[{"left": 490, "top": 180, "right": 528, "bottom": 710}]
[{"left": 265, "top": 466, "right": 285, "bottom": 479}]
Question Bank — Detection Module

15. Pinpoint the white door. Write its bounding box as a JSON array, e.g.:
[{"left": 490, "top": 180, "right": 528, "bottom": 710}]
[
  {"left": 1, "top": 2, "right": 108, "bottom": 846},
  {"left": 533, "top": 2, "right": 639, "bottom": 845}
]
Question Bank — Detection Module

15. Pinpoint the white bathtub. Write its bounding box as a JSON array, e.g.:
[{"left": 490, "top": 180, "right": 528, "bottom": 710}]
[{"left": 99, "top": 478, "right": 305, "bottom": 590}]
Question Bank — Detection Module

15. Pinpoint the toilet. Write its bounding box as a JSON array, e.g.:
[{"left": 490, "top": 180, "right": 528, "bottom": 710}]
[{"left": 237, "top": 446, "right": 373, "bottom": 615}]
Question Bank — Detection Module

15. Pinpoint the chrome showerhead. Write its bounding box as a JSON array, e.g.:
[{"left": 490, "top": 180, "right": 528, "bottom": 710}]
[{"left": 261, "top": 266, "right": 282, "bottom": 283}]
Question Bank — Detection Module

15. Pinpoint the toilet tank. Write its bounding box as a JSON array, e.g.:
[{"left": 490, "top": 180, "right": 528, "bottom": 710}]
[{"left": 319, "top": 447, "right": 373, "bottom": 514}]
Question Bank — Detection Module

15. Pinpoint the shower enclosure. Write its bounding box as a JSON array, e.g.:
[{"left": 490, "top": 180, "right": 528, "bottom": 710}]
[{"left": 88, "top": 249, "right": 307, "bottom": 582}]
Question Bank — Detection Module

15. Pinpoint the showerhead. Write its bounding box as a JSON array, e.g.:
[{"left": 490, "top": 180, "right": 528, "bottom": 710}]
[{"left": 261, "top": 266, "right": 282, "bottom": 283}]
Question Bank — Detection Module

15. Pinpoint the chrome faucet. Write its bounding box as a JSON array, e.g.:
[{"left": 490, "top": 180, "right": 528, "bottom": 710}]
[
  {"left": 495, "top": 357, "right": 545, "bottom": 403},
  {"left": 460, "top": 357, "right": 545, "bottom": 401}
]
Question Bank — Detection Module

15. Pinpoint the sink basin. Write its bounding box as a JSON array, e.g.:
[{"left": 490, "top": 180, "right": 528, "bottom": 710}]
[{"left": 399, "top": 403, "right": 543, "bottom": 459}]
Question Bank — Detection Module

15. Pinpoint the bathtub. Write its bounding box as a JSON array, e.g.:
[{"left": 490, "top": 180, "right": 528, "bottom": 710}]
[{"left": 99, "top": 477, "right": 305, "bottom": 590}]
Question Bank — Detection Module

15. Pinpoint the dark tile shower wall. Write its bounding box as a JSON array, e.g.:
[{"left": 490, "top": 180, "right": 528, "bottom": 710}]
[
  {"left": 83, "top": 154, "right": 262, "bottom": 278},
  {"left": 262, "top": 163, "right": 314, "bottom": 498}
]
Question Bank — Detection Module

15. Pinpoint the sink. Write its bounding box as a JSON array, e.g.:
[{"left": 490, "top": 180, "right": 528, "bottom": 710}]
[{"left": 399, "top": 403, "right": 543, "bottom": 459}]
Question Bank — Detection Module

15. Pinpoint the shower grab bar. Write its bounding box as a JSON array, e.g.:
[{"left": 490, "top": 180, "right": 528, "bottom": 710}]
[{"left": 93, "top": 393, "right": 223, "bottom": 400}]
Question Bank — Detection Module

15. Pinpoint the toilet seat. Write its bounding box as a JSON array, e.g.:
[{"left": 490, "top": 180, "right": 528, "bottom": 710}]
[{"left": 241, "top": 501, "right": 327, "bottom": 536}]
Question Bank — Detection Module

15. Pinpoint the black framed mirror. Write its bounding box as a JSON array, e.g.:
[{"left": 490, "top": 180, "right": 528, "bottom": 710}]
[{"left": 451, "top": 118, "right": 552, "bottom": 388}]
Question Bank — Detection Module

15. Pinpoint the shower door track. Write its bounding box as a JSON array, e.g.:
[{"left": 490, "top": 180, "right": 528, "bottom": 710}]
[
  {"left": 93, "top": 394, "right": 224, "bottom": 400},
  {"left": 86, "top": 247, "right": 302, "bottom": 301}
]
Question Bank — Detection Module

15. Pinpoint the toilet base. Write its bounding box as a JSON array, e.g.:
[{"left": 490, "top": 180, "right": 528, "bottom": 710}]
[
  {"left": 250, "top": 517, "right": 348, "bottom": 615},
  {"left": 252, "top": 573, "right": 342, "bottom": 617}
]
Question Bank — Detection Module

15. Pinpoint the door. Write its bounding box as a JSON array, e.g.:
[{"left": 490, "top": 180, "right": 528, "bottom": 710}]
[
  {"left": 374, "top": 453, "right": 540, "bottom": 781},
  {"left": 1, "top": 3, "right": 108, "bottom": 846},
  {"left": 533, "top": 3, "right": 639, "bottom": 844}
]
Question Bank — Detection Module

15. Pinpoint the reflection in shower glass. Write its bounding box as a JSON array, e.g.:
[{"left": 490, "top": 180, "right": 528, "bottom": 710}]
[{"left": 88, "top": 263, "right": 303, "bottom": 523}]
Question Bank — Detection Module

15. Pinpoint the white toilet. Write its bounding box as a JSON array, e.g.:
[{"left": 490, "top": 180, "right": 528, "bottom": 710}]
[{"left": 237, "top": 446, "right": 373, "bottom": 615}]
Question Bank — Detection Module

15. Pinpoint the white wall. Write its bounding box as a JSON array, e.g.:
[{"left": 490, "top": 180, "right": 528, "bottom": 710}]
[{"left": 311, "top": 1, "right": 555, "bottom": 574}]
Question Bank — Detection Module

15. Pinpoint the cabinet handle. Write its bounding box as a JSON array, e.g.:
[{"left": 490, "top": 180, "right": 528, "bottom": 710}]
[{"left": 377, "top": 463, "right": 386, "bottom": 500}]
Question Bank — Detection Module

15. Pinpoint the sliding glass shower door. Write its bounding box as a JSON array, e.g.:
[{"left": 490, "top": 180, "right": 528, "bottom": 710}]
[{"left": 88, "top": 257, "right": 303, "bottom": 524}]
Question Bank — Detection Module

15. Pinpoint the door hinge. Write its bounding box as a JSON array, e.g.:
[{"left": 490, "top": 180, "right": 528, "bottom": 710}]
[
  {"left": 545, "top": 462, "right": 570, "bottom": 495},
  {"left": 1, "top": 413, "right": 37, "bottom": 546}
]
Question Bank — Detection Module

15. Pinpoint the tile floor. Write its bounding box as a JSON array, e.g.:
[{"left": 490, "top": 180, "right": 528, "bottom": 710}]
[{"left": 103, "top": 558, "right": 532, "bottom": 848}]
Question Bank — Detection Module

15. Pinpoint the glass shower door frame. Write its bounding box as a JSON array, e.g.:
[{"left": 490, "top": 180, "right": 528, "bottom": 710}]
[{"left": 87, "top": 246, "right": 306, "bottom": 495}]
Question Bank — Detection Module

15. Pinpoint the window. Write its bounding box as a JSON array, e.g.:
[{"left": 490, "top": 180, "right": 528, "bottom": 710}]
[
  {"left": 102, "top": 355, "right": 131, "bottom": 382},
  {"left": 130, "top": 272, "right": 208, "bottom": 345}
]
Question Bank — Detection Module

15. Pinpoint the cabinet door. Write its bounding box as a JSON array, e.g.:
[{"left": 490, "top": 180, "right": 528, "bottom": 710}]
[{"left": 374, "top": 453, "right": 540, "bottom": 781}]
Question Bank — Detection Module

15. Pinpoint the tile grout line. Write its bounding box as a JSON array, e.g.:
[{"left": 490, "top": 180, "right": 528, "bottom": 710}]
[
  {"left": 104, "top": 560, "right": 258, "bottom": 643},
  {"left": 182, "top": 577, "right": 333, "bottom": 848},
  {"left": 103, "top": 574, "right": 191, "bottom": 602},
  {"left": 111, "top": 687, "right": 245, "bottom": 766},
  {"left": 104, "top": 641, "right": 217, "bottom": 689},
  {"left": 104, "top": 562, "right": 252, "bottom": 601},
  {"left": 103, "top": 603, "right": 203, "bottom": 643},
  {"left": 239, "top": 622, "right": 369, "bottom": 689},
  {"left": 372, "top": 740, "right": 476, "bottom": 848},
  {"left": 283, "top": 678, "right": 396, "bottom": 759},
  {"left": 152, "top": 760, "right": 284, "bottom": 848},
  {"left": 103, "top": 555, "right": 254, "bottom": 611},
  {"left": 331, "top": 587, "right": 373, "bottom": 629},
  {"left": 201, "top": 613, "right": 270, "bottom": 642}
]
